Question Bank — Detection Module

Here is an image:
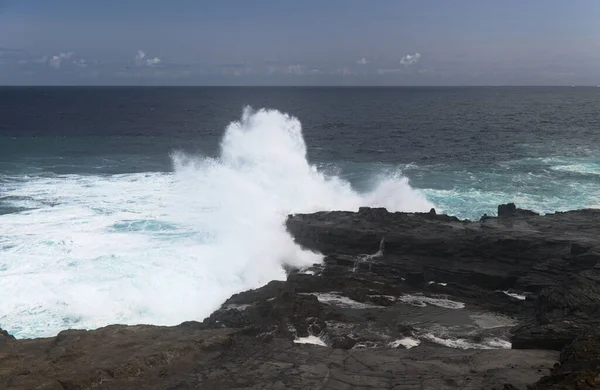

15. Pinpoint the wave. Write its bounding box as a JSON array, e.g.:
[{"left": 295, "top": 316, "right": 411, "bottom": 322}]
[
  {"left": 550, "top": 163, "right": 600, "bottom": 176},
  {"left": 0, "top": 107, "right": 433, "bottom": 338}
]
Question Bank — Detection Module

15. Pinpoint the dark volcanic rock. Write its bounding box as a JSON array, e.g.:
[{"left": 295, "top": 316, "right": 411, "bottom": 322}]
[
  {"left": 0, "top": 323, "right": 559, "bottom": 390},
  {"left": 204, "top": 287, "right": 328, "bottom": 338},
  {"left": 0, "top": 323, "right": 233, "bottom": 390},
  {"left": 512, "top": 267, "right": 600, "bottom": 350},
  {"left": 1, "top": 327, "right": 16, "bottom": 341},
  {"left": 528, "top": 330, "right": 600, "bottom": 389},
  {"left": 286, "top": 206, "right": 600, "bottom": 292},
  {"left": 286, "top": 205, "right": 600, "bottom": 350},
  {"left": 224, "top": 280, "right": 287, "bottom": 305},
  {"left": 0, "top": 327, "right": 16, "bottom": 354},
  {"left": 498, "top": 203, "right": 539, "bottom": 218}
]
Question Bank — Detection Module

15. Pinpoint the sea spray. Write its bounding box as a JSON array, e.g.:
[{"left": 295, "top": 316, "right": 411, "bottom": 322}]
[{"left": 0, "top": 107, "right": 433, "bottom": 338}]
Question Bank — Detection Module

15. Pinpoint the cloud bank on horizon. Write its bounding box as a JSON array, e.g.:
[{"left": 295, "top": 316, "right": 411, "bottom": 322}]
[{"left": 0, "top": 0, "right": 599, "bottom": 85}]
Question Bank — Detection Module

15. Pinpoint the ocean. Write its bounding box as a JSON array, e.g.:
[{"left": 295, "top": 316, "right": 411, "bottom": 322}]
[{"left": 1, "top": 86, "right": 599, "bottom": 339}]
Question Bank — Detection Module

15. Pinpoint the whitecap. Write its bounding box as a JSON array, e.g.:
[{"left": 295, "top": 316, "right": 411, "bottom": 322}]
[{"left": 550, "top": 163, "right": 600, "bottom": 176}]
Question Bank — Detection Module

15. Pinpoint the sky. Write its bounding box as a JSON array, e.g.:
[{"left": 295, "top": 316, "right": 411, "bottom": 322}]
[{"left": 1, "top": 0, "right": 600, "bottom": 86}]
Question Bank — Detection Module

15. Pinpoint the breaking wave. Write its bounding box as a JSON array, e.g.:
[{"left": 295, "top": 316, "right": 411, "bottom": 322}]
[{"left": 0, "top": 107, "right": 433, "bottom": 338}]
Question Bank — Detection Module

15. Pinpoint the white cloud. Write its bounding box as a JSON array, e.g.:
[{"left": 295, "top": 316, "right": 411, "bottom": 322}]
[
  {"left": 356, "top": 57, "right": 368, "bottom": 65},
  {"left": 134, "top": 50, "right": 146, "bottom": 63},
  {"left": 146, "top": 57, "right": 161, "bottom": 66},
  {"left": 74, "top": 59, "right": 88, "bottom": 68},
  {"left": 135, "top": 50, "right": 161, "bottom": 67},
  {"left": 286, "top": 64, "right": 305, "bottom": 75},
  {"left": 400, "top": 52, "right": 421, "bottom": 66},
  {"left": 48, "top": 52, "right": 73, "bottom": 69},
  {"left": 263, "top": 64, "right": 322, "bottom": 76}
]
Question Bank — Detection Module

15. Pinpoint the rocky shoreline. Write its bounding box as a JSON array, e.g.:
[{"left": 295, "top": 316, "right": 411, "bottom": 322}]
[{"left": 1, "top": 204, "right": 600, "bottom": 389}]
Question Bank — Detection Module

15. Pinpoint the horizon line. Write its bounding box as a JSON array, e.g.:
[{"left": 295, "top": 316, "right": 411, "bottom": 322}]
[{"left": 0, "top": 85, "right": 598, "bottom": 88}]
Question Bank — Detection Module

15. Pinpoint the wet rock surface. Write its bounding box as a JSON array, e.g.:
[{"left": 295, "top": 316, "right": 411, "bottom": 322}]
[
  {"left": 286, "top": 205, "right": 600, "bottom": 350},
  {"left": 1, "top": 204, "right": 599, "bottom": 389}
]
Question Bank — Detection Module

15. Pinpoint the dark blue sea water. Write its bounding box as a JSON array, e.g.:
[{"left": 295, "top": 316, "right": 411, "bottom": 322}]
[
  {"left": 1, "top": 87, "right": 599, "bottom": 338},
  {"left": 2, "top": 87, "right": 599, "bottom": 215}
]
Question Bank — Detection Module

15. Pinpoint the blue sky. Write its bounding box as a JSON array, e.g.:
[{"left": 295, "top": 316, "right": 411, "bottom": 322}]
[{"left": 1, "top": 0, "right": 599, "bottom": 85}]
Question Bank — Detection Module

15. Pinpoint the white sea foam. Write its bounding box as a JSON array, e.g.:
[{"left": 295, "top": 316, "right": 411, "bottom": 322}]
[
  {"left": 294, "top": 335, "right": 328, "bottom": 346},
  {"left": 502, "top": 290, "right": 526, "bottom": 300},
  {"left": 388, "top": 337, "right": 421, "bottom": 349},
  {"left": 397, "top": 294, "right": 465, "bottom": 309},
  {"left": 427, "top": 281, "right": 448, "bottom": 286},
  {"left": 0, "top": 107, "right": 433, "bottom": 338},
  {"left": 422, "top": 334, "right": 511, "bottom": 350},
  {"left": 550, "top": 163, "right": 600, "bottom": 176},
  {"left": 304, "top": 293, "right": 383, "bottom": 309}
]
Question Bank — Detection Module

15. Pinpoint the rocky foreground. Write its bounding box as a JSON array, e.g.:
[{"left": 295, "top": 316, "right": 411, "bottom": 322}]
[{"left": 1, "top": 204, "right": 600, "bottom": 389}]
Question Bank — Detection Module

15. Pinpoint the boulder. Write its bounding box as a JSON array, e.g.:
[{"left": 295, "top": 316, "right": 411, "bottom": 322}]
[{"left": 529, "top": 330, "right": 600, "bottom": 389}]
